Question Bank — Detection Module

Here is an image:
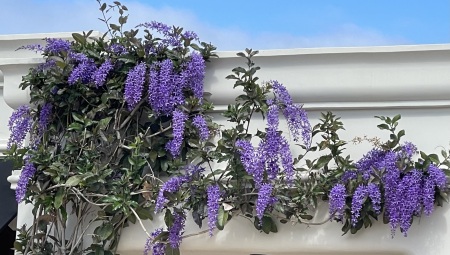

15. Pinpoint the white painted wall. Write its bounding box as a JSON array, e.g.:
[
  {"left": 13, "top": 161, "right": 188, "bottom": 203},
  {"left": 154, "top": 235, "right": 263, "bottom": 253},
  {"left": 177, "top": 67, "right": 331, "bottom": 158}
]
[{"left": 1, "top": 34, "right": 450, "bottom": 255}]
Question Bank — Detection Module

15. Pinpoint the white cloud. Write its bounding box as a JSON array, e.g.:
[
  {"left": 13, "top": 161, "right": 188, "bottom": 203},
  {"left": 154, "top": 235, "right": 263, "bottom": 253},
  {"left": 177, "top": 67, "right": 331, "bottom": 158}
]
[{"left": 0, "top": 0, "right": 408, "bottom": 50}]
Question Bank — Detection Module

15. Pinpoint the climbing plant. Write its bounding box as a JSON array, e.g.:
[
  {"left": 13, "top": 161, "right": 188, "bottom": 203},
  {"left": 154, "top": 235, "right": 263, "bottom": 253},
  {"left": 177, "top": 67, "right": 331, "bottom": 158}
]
[{"left": 4, "top": 1, "right": 449, "bottom": 255}]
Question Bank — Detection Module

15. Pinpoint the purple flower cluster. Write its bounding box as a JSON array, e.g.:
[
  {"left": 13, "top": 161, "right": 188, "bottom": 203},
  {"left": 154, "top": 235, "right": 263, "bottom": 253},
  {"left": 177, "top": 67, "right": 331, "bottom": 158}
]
[
  {"left": 256, "top": 183, "right": 274, "bottom": 221},
  {"left": 271, "top": 80, "right": 311, "bottom": 148},
  {"left": 182, "top": 52, "right": 205, "bottom": 101},
  {"left": 124, "top": 62, "right": 147, "bottom": 110},
  {"left": 236, "top": 104, "right": 295, "bottom": 186},
  {"left": 109, "top": 43, "right": 128, "bottom": 55},
  {"left": 155, "top": 175, "right": 187, "bottom": 212},
  {"left": 68, "top": 58, "right": 97, "bottom": 85},
  {"left": 192, "top": 115, "right": 209, "bottom": 140},
  {"left": 329, "top": 184, "right": 347, "bottom": 218},
  {"left": 169, "top": 211, "right": 186, "bottom": 248},
  {"left": 367, "top": 183, "right": 381, "bottom": 214},
  {"left": 165, "top": 109, "right": 188, "bottom": 157},
  {"left": 401, "top": 142, "right": 417, "bottom": 159},
  {"left": 7, "top": 105, "right": 32, "bottom": 149},
  {"left": 18, "top": 44, "right": 44, "bottom": 53},
  {"left": 341, "top": 171, "right": 357, "bottom": 183},
  {"left": 148, "top": 60, "right": 181, "bottom": 115},
  {"left": 44, "top": 38, "right": 71, "bottom": 54},
  {"left": 16, "top": 159, "right": 37, "bottom": 202},
  {"left": 155, "top": 165, "right": 203, "bottom": 212},
  {"left": 423, "top": 164, "right": 447, "bottom": 216},
  {"left": 140, "top": 21, "right": 183, "bottom": 47},
  {"left": 235, "top": 139, "right": 263, "bottom": 187},
  {"left": 93, "top": 59, "right": 113, "bottom": 87},
  {"left": 36, "top": 59, "right": 56, "bottom": 72},
  {"left": 144, "top": 228, "right": 164, "bottom": 255},
  {"left": 206, "top": 184, "right": 221, "bottom": 236},
  {"left": 355, "top": 149, "right": 387, "bottom": 180},
  {"left": 351, "top": 185, "right": 367, "bottom": 226},
  {"left": 68, "top": 52, "right": 89, "bottom": 62}
]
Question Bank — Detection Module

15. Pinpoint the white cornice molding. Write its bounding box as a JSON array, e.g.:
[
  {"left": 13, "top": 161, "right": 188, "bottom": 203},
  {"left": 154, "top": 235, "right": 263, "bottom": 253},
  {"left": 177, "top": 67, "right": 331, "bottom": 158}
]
[{"left": 205, "top": 44, "right": 450, "bottom": 110}]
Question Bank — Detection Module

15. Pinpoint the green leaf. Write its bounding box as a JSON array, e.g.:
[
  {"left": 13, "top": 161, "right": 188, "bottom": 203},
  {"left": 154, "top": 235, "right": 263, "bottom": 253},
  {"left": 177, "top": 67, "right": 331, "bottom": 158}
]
[
  {"left": 54, "top": 188, "right": 64, "bottom": 209},
  {"left": 164, "top": 210, "right": 173, "bottom": 227},
  {"left": 135, "top": 207, "right": 153, "bottom": 220},
  {"left": 72, "top": 33, "right": 86, "bottom": 44},
  {"left": 261, "top": 216, "right": 272, "bottom": 234},
  {"left": 392, "top": 114, "right": 401, "bottom": 123},
  {"left": 165, "top": 244, "right": 180, "bottom": 255},
  {"left": 216, "top": 205, "right": 228, "bottom": 230},
  {"left": 65, "top": 176, "right": 82, "bottom": 187},
  {"left": 68, "top": 122, "right": 84, "bottom": 131},
  {"left": 96, "top": 223, "right": 113, "bottom": 241}
]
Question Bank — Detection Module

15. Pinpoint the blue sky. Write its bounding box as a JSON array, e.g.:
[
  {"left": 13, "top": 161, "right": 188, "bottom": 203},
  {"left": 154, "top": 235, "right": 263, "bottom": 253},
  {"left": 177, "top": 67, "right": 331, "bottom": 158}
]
[{"left": 0, "top": 0, "right": 448, "bottom": 50}]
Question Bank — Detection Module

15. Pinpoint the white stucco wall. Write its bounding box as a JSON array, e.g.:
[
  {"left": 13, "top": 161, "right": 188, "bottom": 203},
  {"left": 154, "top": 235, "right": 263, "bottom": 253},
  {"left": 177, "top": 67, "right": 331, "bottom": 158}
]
[{"left": 1, "top": 34, "right": 450, "bottom": 255}]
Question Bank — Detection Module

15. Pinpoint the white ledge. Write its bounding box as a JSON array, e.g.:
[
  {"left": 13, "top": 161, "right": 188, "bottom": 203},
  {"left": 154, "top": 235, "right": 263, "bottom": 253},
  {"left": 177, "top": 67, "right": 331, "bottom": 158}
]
[{"left": 205, "top": 43, "right": 450, "bottom": 110}]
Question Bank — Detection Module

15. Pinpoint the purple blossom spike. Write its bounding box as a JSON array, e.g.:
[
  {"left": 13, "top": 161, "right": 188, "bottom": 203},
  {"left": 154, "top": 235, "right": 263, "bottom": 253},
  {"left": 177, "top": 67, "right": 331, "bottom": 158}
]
[
  {"left": 256, "top": 183, "right": 274, "bottom": 221},
  {"left": 356, "top": 149, "right": 387, "bottom": 180},
  {"left": 423, "top": 176, "right": 435, "bottom": 216},
  {"left": 341, "top": 171, "right": 357, "bottom": 183},
  {"left": 169, "top": 211, "right": 186, "bottom": 248},
  {"left": 351, "top": 185, "right": 368, "bottom": 226},
  {"left": 428, "top": 164, "right": 446, "bottom": 188},
  {"left": 182, "top": 52, "right": 205, "bottom": 101},
  {"left": 367, "top": 183, "right": 381, "bottom": 214},
  {"left": 36, "top": 59, "right": 56, "bottom": 72},
  {"left": 93, "top": 59, "right": 113, "bottom": 87},
  {"left": 235, "top": 139, "right": 263, "bottom": 187},
  {"left": 399, "top": 170, "right": 422, "bottom": 236},
  {"left": 401, "top": 142, "right": 417, "bottom": 159},
  {"left": 283, "top": 104, "right": 311, "bottom": 147},
  {"left": 124, "top": 62, "right": 146, "bottom": 110},
  {"left": 192, "top": 115, "right": 209, "bottom": 140},
  {"left": 148, "top": 59, "right": 181, "bottom": 115},
  {"left": 207, "top": 184, "right": 221, "bottom": 236},
  {"left": 44, "top": 38, "right": 71, "bottom": 54},
  {"left": 16, "top": 159, "right": 37, "bottom": 202},
  {"left": 144, "top": 228, "right": 164, "bottom": 255},
  {"left": 279, "top": 136, "right": 294, "bottom": 183},
  {"left": 155, "top": 176, "right": 187, "bottom": 212},
  {"left": 165, "top": 109, "right": 187, "bottom": 157},
  {"left": 68, "top": 59, "right": 97, "bottom": 85},
  {"left": 184, "top": 164, "right": 204, "bottom": 179},
  {"left": 109, "top": 43, "right": 128, "bottom": 55},
  {"left": 7, "top": 105, "right": 32, "bottom": 149},
  {"left": 68, "top": 52, "right": 89, "bottom": 63},
  {"left": 139, "top": 21, "right": 182, "bottom": 47},
  {"left": 183, "top": 31, "right": 199, "bottom": 41},
  {"left": 329, "top": 184, "right": 346, "bottom": 218},
  {"left": 18, "top": 44, "right": 44, "bottom": 53},
  {"left": 271, "top": 80, "right": 293, "bottom": 105}
]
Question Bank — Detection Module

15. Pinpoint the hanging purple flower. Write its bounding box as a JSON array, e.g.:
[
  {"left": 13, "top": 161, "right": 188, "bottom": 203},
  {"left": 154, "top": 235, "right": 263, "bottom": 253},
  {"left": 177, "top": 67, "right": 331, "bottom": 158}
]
[
  {"left": 329, "top": 184, "right": 347, "bottom": 218},
  {"left": 165, "top": 109, "right": 188, "bottom": 157},
  {"left": 148, "top": 60, "right": 178, "bottom": 115},
  {"left": 36, "top": 59, "right": 56, "bottom": 72},
  {"left": 341, "top": 171, "right": 357, "bottom": 183},
  {"left": 68, "top": 52, "right": 89, "bottom": 63},
  {"left": 428, "top": 164, "right": 446, "bottom": 188},
  {"left": 16, "top": 159, "right": 37, "bottom": 202},
  {"left": 169, "top": 211, "right": 186, "bottom": 248},
  {"left": 109, "top": 43, "right": 128, "bottom": 55},
  {"left": 423, "top": 176, "right": 435, "bottom": 216},
  {"left": 68, "top": 59, "right": 97, "bottom": 85},
  {"left": 356, "top": 149, "right": 387, "bottom": 180},
  {"left": 7, "top": 105, "right": 32, "bottom": 149},
  {"left": 400, "top": 142, "right": 417, "bottom": 159},
  {"left": 182, "top": 52, "right": 205, "bottom": 101},
  {"left": 192, "top": 115, "right": 209, "bottom": 140},
  {"left": 283, "top": 104, "right": 311, "bottom": 147},
  {"left": 144, "top": 228, "right": 164, "bottom": 255},
  {"left": 235, "top": 139, "right": 264, "bottom": 187},
  {"left": 279, "top": 136, "right": 294, "bottom": 183},
  {"left": 351, "top": 185, "right": 368, "bottom": 226},
  {"left": 93, "top": 59, "right": 113, "bottom": 87},
  {"left": 367, "top": 183, "right": 381, "bottom": 214},
  {"left": 155, "top": 175, "right": 187, "bottom": 213},
  {"left": 124, "top": 62, "right": 146, "bottom": 110},
  {"left": 206, "top": 184, "right": 221, "bottom": 236},
  {"left": 18, "top": 44, "right": 44, "bottom": 53},
  {"left": 44, "top": 38, "right": 71, "bottom": 54},
  {"left": 256, "top": 183, "right": 274, "bottom": 221}
]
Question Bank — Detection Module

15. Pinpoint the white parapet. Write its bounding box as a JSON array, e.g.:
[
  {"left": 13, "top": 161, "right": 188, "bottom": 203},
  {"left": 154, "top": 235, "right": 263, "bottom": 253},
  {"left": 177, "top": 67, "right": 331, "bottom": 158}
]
[{"left": 1, "top": 33, "right": 450, "bottom": 255}]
